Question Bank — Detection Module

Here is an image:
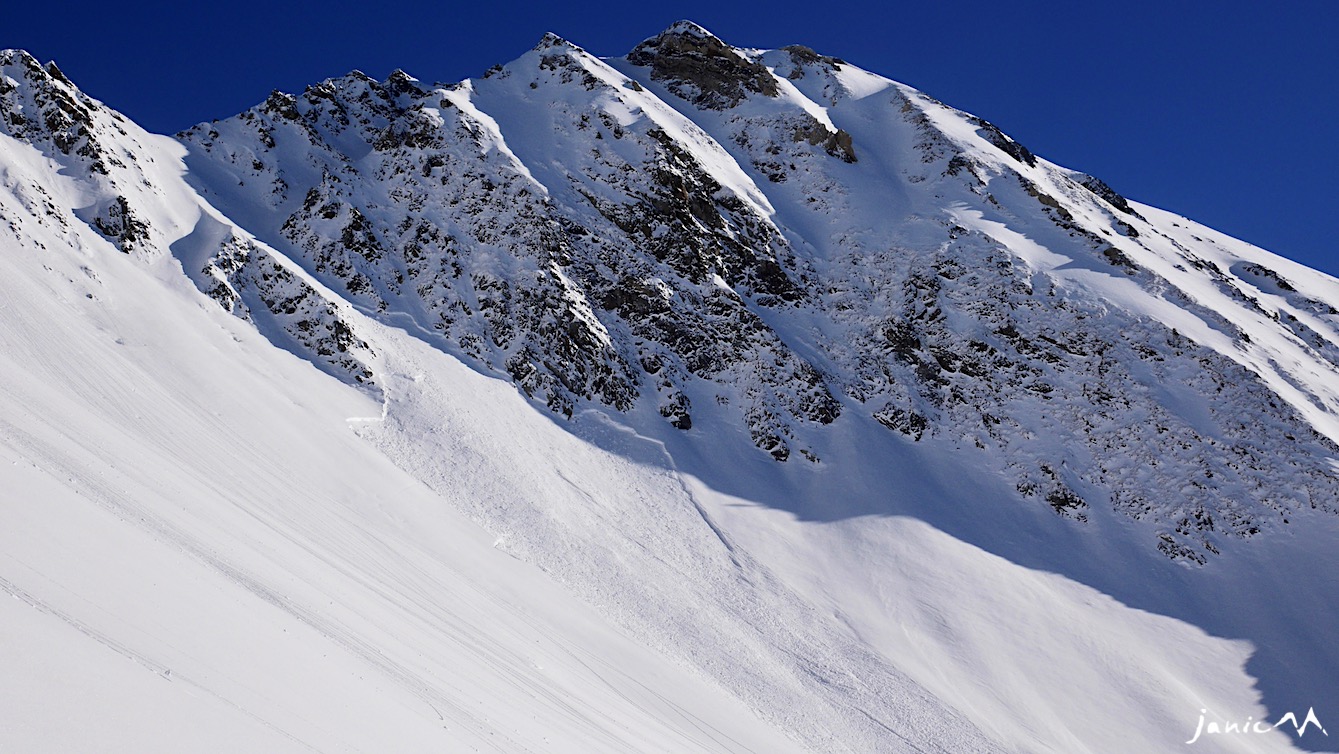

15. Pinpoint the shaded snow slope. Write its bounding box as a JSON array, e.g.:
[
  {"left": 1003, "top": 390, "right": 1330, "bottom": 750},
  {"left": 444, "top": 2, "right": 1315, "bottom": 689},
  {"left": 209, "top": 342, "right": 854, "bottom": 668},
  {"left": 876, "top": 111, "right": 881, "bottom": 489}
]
[{"left": 3, "top": 22, "right": 1339, "bottom": 754}]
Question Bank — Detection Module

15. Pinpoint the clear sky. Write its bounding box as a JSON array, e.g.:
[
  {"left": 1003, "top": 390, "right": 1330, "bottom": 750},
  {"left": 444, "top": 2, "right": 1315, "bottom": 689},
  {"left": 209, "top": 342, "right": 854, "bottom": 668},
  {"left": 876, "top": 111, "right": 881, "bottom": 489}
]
[{"left": 5, "top": 1, "right": 1337, "bottom": 275}]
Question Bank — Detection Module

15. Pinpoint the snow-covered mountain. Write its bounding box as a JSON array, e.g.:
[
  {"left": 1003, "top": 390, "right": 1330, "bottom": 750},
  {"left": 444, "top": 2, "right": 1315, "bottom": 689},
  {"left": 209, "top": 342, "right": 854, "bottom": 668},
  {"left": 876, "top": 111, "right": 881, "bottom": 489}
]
[{"left": 2, "top": 23, "right": 1337, "bottom": 753}]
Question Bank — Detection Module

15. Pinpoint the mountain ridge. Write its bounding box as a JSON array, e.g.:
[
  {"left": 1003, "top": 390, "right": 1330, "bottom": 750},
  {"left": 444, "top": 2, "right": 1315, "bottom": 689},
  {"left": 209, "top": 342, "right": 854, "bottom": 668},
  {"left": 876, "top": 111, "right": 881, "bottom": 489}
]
[{"left": 154, "top": 23, "right": 1339, "bottom": 563}]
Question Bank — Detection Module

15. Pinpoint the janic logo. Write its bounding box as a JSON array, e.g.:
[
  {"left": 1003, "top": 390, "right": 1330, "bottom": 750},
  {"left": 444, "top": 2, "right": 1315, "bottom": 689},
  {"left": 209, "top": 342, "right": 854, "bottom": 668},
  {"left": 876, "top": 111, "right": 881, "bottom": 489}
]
[{"left": 1187, "top": 707, "right": 1329, "bottom": 745}]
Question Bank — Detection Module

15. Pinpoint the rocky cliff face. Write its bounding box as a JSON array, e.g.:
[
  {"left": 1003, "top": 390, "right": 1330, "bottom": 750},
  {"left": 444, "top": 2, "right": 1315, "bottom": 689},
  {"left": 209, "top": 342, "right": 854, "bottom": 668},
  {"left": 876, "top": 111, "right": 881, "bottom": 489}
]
[
  {"left": 178, "top": 31, "right": 840, "bottom": 462},
  {"left": 5, "top": 23, "right": 1338, "bottom": 566},
  {"left": 167, "top": 24, "right": 1339, "bottom": 564}
]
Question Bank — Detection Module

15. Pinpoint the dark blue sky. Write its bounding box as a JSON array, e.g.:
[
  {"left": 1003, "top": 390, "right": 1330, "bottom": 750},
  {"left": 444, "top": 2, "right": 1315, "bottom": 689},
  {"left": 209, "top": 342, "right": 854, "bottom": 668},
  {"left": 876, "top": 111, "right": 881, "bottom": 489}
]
[{"left": 5, "top": 1, "right": 1337, "bottom": 275}]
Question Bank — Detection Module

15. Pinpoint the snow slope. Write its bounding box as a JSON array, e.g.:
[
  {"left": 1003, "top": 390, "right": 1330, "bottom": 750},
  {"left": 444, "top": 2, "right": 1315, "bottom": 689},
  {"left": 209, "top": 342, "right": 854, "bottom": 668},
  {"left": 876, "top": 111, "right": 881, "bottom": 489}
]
[
  {"left": 3, "top": 24, "right": 1339, "bottom": 754},
  {"left": 0, "top": 53, "right": 811, "bottom": 752}
]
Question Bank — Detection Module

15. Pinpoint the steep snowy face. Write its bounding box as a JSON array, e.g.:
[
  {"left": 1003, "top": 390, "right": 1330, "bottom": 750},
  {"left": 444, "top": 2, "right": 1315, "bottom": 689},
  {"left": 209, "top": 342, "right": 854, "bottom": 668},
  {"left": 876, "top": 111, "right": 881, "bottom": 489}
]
[
  {"left": 176, "top": 24, "right": 1339, "bottom": 564},
  {"left": 624, "top": 23, "right": 1339, "bottom": 562},
  {"left": 0, "top": 49, "right": 378, "bottom": 388},
  {"left": 179, "top": 33, "right": 841, "bottom": 461},
  {"left": 0, "top": 49, "right": 162, "bottom": 254}
]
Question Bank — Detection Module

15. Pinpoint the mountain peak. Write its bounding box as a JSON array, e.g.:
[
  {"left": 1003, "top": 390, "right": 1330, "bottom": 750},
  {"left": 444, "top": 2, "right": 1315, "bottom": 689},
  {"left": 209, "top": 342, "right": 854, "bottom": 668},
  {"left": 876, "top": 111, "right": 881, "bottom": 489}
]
[
  {"left": 531, "top": 31, "right": 595, "bottom": 59},
  {"left": 383, "top": 68, "right": 426, "bottom": 98},
  {"left": 0, "top": 48, "right": 39, "bottom": 69},
  {"left": 0, "top": 48, "right": 54, "bottom": 89},
  {"left": 534, "top": 31, "right": 568, "bottom": 49},
  {"left": 44, "top": 60, "right": 73, "bottom": 86},
  {"left": 627, "top": 20, "right": 778, "bottom": 109},
  {"left": 654, "top": 20, "right": 720, "bottom": 42},
  {"left": 0, "top": 50, "right": 86, "bottom": 99},
  {"left": 0, "top": 47, "right": 117, "bottom": 174}
]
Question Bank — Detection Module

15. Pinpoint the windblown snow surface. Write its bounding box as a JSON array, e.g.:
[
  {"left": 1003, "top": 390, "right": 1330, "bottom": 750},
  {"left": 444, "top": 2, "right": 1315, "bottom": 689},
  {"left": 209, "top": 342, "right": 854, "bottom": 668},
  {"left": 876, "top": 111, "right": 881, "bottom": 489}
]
[{"left": 2, "top": 24, "right": 1338, "bottom": 754}]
